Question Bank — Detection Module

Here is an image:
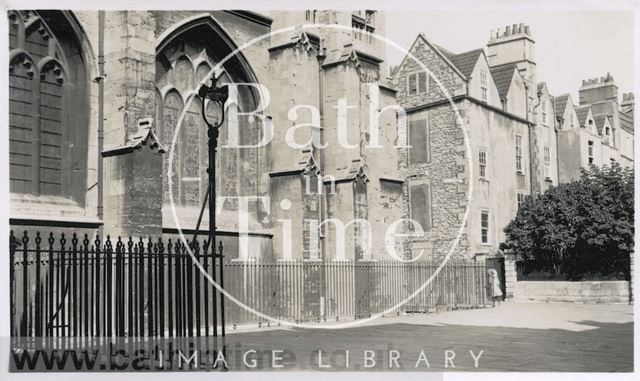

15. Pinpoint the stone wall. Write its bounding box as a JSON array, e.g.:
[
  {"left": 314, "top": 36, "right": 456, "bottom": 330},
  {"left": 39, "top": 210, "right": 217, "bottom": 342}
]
[
  {"left": 393, "top": 35, "right": 472, "bottom": 261},
  {"left": 515, "top": 281, "right": 631, "bottom": 304},
  {"left": 503, "top": 252, "right": 517, "bottom": 299},
  {"left": 402, "top": 105, "right": 469, "bottom": 260},
  {"left": 101, "top": 11, "right": 161, "bottom": 238}
]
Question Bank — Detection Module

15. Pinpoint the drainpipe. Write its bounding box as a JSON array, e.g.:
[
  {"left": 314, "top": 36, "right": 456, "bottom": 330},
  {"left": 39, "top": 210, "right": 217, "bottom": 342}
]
[
  {"left": 317, "top": 37, "right": 326, "bottom": 260},
  {"left": 555, "top": 117, "right": 561, "bottom": 184},
  {"left": 97, "top": 11, "right": 105, "bottom": 222},
  {"left": 527, "top": 84, "right": 541, "bottom": 196}
]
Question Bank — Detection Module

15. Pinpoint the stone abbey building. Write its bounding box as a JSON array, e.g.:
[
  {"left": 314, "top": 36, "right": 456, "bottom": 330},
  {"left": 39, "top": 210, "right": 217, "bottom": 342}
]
[
  {"left": 9, "top": 12, "right": 634, "bottom": 262},
  {"left": 9, "top": 10, "right": 404, "bottom": 261}
]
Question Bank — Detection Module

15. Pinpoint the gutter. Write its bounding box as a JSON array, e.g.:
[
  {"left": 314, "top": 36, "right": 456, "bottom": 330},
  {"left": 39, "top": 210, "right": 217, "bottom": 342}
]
[
  {"left": 405, "top": 95, "right": 533, "bottom": 126},
  {"left": 97, "top": 11, "right": 105, "bottom": 221}
]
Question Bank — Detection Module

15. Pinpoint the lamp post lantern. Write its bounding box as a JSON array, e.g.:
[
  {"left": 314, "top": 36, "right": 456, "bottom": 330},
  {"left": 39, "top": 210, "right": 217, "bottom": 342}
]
[{"left": 193, "top": 76, "right": 228, "bottom": 345}]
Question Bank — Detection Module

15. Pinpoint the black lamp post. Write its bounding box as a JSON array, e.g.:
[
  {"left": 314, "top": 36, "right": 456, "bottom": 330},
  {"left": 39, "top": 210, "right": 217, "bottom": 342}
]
[{"left": 194, "top": 77, "right": 228, "bottom": 343}]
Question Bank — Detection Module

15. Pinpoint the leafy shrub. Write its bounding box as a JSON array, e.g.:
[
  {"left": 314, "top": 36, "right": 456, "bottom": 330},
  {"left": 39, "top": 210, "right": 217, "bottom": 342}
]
[{"left": 501, "top": 163, "right": 634, "bottom": 281}]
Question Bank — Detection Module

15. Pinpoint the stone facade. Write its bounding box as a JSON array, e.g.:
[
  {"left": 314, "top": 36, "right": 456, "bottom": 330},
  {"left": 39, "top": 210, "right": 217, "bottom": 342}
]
[
  {"left": 394, "top": 23, "right": 634, "bottom": 262},
  {"left": 557, "top": 73, "right": 634, "bottom": 183},
  {"left": 8, "top": 12, "right": 634, "bottom": 266},
  {"left": 8, "top": 10, "right": 406, "bottom": 263}
]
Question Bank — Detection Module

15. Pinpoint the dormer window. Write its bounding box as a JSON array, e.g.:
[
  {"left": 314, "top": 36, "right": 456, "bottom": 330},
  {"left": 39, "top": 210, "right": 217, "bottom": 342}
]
[
  {"left": 606, "top": 127, "right": 610, "bottom": 136},
  {"left": 570, "top": 113, "right": 575, "bottom": 128},
  {"left": 541, "top": 100, "right": 548, "bottom": 125}
]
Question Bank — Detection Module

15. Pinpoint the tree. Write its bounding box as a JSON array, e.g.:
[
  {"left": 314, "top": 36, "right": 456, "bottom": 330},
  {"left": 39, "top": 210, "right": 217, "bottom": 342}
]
[{"left": 501, "top": 163, "right": 634, "bottom": 280}]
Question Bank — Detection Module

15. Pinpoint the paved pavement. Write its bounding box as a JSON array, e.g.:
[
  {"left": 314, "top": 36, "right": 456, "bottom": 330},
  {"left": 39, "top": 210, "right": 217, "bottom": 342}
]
[{"left": 222, "top": 302, "right": 633, "bottom": 371}]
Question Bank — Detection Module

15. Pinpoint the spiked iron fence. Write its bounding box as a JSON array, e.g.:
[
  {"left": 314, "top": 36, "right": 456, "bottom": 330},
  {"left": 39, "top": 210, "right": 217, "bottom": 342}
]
[{"left": 10, "top": 231, "right": 489, "bottom": 338}]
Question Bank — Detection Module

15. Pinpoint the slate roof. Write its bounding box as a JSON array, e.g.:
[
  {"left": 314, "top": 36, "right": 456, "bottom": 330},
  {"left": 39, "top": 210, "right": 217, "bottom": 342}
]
[
  {"left": 620, "top": 111, "right": 634, "bottom": 133},
  {"left": 593, "top": 114, "right": 609, "bottom": 135},
  {"left": 432, "top": 43, "right": 456, "bottom": 60},
  {"left": 430, "top": 45, "right": 484, "bottom": 79},
  {"left": 490, "top": 64, "right": 517, "bottom": 100},
  {"left": 448, "top": 49, "right": 484, "bottom": 78},
  {"left": 553, "top": 94, "right": 570, "bottom": 120},
  {"left": 575, "top": 105, "right": 591, "bottom": 127}
]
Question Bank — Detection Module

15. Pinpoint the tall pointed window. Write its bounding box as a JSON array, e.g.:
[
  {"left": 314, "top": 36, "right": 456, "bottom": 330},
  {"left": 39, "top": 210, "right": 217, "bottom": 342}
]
[
  {"left": 156, "top": 19, "right": 261, "bottom": 211},
  {"left": 8, "top": 11, "right": 89, "bottom": 203}
]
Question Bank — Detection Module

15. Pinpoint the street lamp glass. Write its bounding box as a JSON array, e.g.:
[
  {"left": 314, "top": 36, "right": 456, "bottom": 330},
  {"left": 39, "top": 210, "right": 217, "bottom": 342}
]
[{"left": 205, "top": 99, "right": 224, "bottom": 126}]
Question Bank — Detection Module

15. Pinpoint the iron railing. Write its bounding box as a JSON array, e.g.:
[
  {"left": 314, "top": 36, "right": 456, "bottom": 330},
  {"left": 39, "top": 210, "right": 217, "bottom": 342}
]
[{"left": 10, "top": 230, "right": 489, "bottom": 338}]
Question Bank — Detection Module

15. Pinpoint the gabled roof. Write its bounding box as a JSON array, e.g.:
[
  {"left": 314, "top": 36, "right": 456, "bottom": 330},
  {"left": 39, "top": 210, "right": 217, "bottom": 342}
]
[
  {"left": 322, "top": 47, "right": 383, "bottom": 70},
  {"left": 620, "top": 111, "right": 634, "bottom": 133},
  {"left": 553, "top": 94, "right": 570, "bottom": 120},
  {"left": 446, "top": 49, "right": 484, "bottom": 79},
  {"left": 102, "top": 118, "right": 166, "bottom": 157},
  {"left": 330, "top": 158, "right": 369, "bottom": 183},
  {"left": 394, "top": 34, "right": 467, "bottom": 81},
  {"left": 432, "top": 43, "right": 456, "bottom": 59},
  {"left": 267, "top": 30, "right": 320, "bottom": 53},
  {"left": 490, "top": 64, "right": 517, "bottom": 100},
  {"left": 269, "top": 148, "right": 320, "bottom": 177},
  {"left": 575, "top": 105, "right": 591, "bottom": 127},
  {"left": 346, "top": 159, "right": 369, "bottom": 182},
  {"left": 593, "top": 114, "right": 610, "bottom": 135}
]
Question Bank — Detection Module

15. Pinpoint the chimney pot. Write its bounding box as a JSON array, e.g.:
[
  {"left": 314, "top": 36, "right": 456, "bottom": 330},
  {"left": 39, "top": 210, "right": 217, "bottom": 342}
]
[
  {"left": 524, "top": 25, "right": 530, "bottom": 35},
  {"left": 505, "top": 25, "right": 511, "bottom": 35}
]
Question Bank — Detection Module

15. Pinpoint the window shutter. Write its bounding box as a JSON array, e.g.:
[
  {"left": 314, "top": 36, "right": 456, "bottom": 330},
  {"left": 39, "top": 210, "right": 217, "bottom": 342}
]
[
  {"left": 409, "top": 182, "right": 432, "bottom": 232},
  {"left": 409, "top": 119, "right": 429, "bottom": 164}
]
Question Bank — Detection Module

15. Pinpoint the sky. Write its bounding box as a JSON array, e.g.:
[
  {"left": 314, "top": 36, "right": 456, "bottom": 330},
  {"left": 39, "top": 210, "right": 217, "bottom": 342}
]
[{"left": 385, "top": 10, "right": 634, "bottom": 101}]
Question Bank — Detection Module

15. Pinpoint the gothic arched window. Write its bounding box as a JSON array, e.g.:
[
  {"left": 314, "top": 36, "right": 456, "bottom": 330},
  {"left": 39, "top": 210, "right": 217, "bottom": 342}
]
[
  {"left": 156, "top": 18, "right": 261, "bottom": 211},
  {"left": 8, "top": 10, "right": 89, "bottom": 202}
]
